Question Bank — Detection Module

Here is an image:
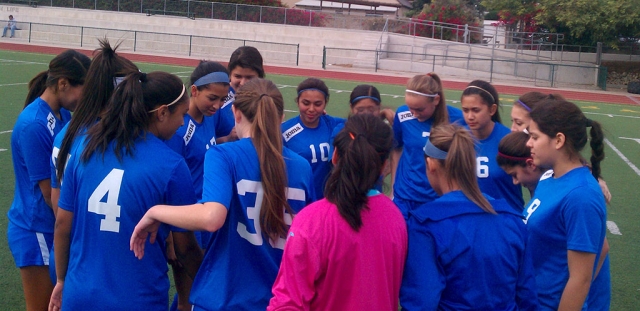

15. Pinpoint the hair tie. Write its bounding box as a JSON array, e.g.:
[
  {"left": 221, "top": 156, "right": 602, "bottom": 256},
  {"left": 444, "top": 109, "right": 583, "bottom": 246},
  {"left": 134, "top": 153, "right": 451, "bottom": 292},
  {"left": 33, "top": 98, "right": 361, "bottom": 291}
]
[
  {"left": 465, "top": 85, "right": 495, "bottom": 104},
  {"left": 423, "top": 139, "right": 448, "bottom": 160},
  {"left": 516, "top": 99, "right": 532, "bottom": 112},
  {"left": 497, "top": 151, "right": 531, "bottom": 162},
  {"left": 349, "top": 132, "right": 356, "bottom": 140},
  {"left": 140, "top": 72, "right": 148, "bottom": 83},
  {"left": 426, "top": 73, "right": 432, "bottom": 77},
  {"left": 406, "top": 89, "right": 438, "bottom": 98},
  {"left": 298, "top": 88, "right": 328, "bottom": 98},
  {"left": 259, "top": 93, "right": 270, "bottom": 100},
  {"left": 350, "top": 95, "right": 380, "bottom": 105},
  {"left": 148, "top": 84, "right": 186, "bottom": 113},
  {"left": 585, "top": 118, "right": 593, "bottom": 127}
]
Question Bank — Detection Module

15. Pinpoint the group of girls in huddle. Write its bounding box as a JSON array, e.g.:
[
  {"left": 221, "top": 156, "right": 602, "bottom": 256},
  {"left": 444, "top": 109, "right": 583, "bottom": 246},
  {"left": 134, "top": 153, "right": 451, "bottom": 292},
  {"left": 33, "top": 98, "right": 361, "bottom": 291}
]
[{"left": 8, "top": 39, "right": 609, "bottom": 311}]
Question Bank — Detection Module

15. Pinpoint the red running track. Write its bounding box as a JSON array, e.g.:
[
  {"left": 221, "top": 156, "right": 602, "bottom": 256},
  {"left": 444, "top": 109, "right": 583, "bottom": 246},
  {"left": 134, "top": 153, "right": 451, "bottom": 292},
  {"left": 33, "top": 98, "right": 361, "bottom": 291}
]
[{"left": 2, "top": 42, "right": 639, "bottom": 106}]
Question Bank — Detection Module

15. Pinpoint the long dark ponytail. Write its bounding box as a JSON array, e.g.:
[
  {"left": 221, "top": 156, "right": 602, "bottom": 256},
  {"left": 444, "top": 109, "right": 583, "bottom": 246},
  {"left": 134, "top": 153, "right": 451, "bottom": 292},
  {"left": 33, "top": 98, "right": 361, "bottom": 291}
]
[
  {"left": 82, "top": 71, "right": 186, "bottom": 162},
  {"left": 57, "top": 39, "right": 139, "bottom": 181},
  {"left": 529, "top": 99, "right": 605, "bottom": 179},
  {"left": 325, "top": 114, "right": 393, "bottom": 231},
  {"left": 25, "top": 49, "right": 90, "bottom": 108}
]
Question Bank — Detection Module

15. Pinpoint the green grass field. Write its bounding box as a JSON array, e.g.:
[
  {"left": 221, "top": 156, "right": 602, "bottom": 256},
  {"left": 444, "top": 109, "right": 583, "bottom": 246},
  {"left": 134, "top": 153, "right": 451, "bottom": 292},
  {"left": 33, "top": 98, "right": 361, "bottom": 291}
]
[{"left": 1, "top": 49, "right": 639, "bottom": 310}]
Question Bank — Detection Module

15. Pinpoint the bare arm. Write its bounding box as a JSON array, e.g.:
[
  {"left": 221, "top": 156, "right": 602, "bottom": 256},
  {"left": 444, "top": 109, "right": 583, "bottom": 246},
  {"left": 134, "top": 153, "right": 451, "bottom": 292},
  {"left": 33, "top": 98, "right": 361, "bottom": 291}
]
[
  {"left": 594, "top": 238, "right": 609, "bottom": 278},
  {"left": 130, "top": 202, "right": 227, "bottom": 259},
  {"left": 171, "top": 231, "right": 203, "bottom": 311},
  {"left": 38, "top": 179, "right": 53, "bottom": 210},
  {"left": 597, "top": 178, "right": 611, "bottom": 204},
  {"left": 50, "top": 188, "right": 60, "bottom": 217},
  {"left": 215, "top": 128, "right": 238, "bottom": 144},
  {"left": 558, "top": 250, "right": 596, "bottom": 311},
  {"left": 49, "top": 208, "right": 73, "bottom": 311},
  {"left": 389, "top": 147, "right": 403, "bottom": 199},
  {"left": 380, "top": 108, "right": 395, "bottom": 125}
]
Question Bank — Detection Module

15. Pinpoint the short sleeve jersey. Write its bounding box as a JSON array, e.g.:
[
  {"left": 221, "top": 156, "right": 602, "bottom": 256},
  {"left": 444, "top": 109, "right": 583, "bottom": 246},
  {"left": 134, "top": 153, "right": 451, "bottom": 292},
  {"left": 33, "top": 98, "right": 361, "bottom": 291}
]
[
  {"left": 474, "top": 122, "right": 524, "bottom": 211},
  {"left": 212, "top": 88, "right": 236, "bottom": 138},
  {"left": 51, "top": 124, "right": 91, "bottom": 190},
  {"left": 190, "top": 138, "right": 312, "bottom": 311},
  {"left": 57, "top": 134, "right": 196, "bottom": 310},
  {"left": 400, "top": 191, "right": 539, "bottom": 311},
  {"left": 392, "top": 105, "right": 465, "bottom": 203},
  {"left": 281, "top": 114, "right": 345, "bottom": 201},
  {"left": 523, "top": 167, "right": 607, "bottom": 310},
  {"left": 50, "top": 123, "right": 69, "bottom": 189},
  {"left": 9, "top": 97, "right": 71, "bottom": 233},
  {"left": 165, "top": 113, "right": 217, "bottom": 200}
]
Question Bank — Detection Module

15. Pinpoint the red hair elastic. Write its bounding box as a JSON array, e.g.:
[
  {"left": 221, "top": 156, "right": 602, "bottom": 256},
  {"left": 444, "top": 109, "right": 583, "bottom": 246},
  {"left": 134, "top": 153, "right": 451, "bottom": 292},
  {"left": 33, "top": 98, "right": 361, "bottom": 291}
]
[{"left": 497, "top": 151, "right": 531, "bottom": 162}]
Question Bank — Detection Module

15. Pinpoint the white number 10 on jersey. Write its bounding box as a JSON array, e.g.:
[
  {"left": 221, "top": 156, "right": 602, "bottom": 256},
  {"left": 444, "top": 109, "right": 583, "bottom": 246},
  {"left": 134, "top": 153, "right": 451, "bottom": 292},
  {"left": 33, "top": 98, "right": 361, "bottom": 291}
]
[{"left": 236, "top": 179, "right": 306, "bottom": 249}]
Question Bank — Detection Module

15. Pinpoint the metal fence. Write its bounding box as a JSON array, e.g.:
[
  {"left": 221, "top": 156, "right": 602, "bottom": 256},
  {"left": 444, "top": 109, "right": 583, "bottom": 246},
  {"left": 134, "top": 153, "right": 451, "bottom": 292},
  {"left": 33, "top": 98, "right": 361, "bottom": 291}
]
[
  {"left": 8, "top": 0, "right": 638, "bottom": 58},
  {"left": 14, "top": 21, "right": 300, "bottom": 65},
  {"left": 323, "top": 46, "right": 607, "bottom": 89}
]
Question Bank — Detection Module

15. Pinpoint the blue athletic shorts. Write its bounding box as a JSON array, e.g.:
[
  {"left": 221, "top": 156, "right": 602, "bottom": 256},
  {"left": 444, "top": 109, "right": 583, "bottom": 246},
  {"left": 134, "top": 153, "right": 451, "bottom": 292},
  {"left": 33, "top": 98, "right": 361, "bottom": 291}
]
[{"left": 7, "top": 221, "right": 53, "bottom": 268}]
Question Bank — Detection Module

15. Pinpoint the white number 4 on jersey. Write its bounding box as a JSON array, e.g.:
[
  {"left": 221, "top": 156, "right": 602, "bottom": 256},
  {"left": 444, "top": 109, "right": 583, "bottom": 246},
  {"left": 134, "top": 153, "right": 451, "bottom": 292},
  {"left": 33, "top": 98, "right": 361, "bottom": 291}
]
[{"left": 88, "top": 169, "right": 124, "bottom": 233}]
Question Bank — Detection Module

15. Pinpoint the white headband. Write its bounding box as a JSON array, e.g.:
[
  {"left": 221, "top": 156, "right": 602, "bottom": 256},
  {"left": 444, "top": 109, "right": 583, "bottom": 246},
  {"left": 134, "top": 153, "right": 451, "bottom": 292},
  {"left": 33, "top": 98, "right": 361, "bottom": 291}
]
[
  {"left": 406, "top": 89, "right": 438, "bottom": 97},
  {"left": 148, "top": 84, "right": 186, "bottom": 113}
]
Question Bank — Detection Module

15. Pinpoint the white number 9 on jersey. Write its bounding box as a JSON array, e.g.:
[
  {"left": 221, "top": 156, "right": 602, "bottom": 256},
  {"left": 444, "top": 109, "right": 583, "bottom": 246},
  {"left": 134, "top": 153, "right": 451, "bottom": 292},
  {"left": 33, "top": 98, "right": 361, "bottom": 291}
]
[{"left": 88, "top": 169, "right": 124, "bottom": 233}]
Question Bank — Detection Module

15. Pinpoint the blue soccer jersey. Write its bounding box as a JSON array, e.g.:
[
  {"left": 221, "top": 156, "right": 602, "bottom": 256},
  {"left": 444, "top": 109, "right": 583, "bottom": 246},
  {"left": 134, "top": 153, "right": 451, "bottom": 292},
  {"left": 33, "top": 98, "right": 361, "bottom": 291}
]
[
  {"left": 165, "top": 113, "right": 217, "bottom": 248},
  {"left": 587, "top": 254, "right": 610, "bottom": 310},
  {"left": 50, "top": 124, "right": 67, "bottom": 190},
  {"left": 474, "top": 122, "right": 524, "bottom": 211},
  {"left": 281, "top": 115, "right": 345, "bottom": 201},
  {"left": 190, "top": 138, "right": 312, "bottom": 311},
  {"left": 57, "top": 134, "right": 196, "bottom": 311},
  {"left": 392, "top": 105, "right": 464, "bottom": 215},
  {"left": 9, "top": 97, "right": 71, "bottom": 233},
  {"left": 523, "top": 167, "right": 607, "bottom": 310},
  {"left": 165, "top": 114, "right": 217, "bottom": 201},
  {"left": 401, "top": 191, "right": 538, "bottom": 311},
  {"left": 212, "top": 88, "right": 236, "bottom": 138}
]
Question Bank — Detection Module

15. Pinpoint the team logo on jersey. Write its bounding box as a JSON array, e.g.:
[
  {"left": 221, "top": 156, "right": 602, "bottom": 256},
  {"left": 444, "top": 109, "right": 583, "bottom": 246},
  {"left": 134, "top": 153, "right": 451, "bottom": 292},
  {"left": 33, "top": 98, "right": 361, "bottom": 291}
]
[
  {"left": 220, "top": 90, "right": 235, "bottom": 109},
  {"left": 540, "top": 170, "right": 554, "bottom": 181},
  {"left": 183, "top": 120, "right": 197, "bottom": 145},
  {"left": 398, "top": 111, "right": 415, "bottom": 122},
  {"left": 46, "top": 112, "right": 56, "bottom": 136},
  {"left": 283, "top": 123, "right": 304, "bottom": 142}
]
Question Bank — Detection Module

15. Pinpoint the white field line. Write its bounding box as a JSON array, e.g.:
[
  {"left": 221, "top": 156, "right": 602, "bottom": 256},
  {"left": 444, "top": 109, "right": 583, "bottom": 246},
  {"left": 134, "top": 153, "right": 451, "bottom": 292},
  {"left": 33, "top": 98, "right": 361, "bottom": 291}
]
[
  {"left": 0, "top": 58, "right": 48, "bottom": 65},
  {"left": 0, "top": 130, "right": 13, "bottom": 134},
  {"left": 626, "top": 95, "right": 640, "bottom": 105},
  {"left": 0, "top": 82, "right": 28, "bottom": 87},
  {"left": 264, "top": 85, "right": 640, "bottom": 120},
  {"left": 604, "top": 138, "right": 640, "bottom": 177},
  {"left": 606, "top": 221, "right": 622, "bottom": 235},
  {"left": 0, "top": 149, "right": 7, "bottom": 152}
]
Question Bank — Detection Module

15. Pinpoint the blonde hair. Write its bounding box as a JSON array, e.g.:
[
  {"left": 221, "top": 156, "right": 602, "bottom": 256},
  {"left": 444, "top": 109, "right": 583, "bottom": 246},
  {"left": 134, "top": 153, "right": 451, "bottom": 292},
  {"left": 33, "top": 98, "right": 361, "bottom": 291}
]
[
  {"left": 429, "top": 124, "right": 496, "bottom": 214},
  {"left": 233, "top": 78, "right": 292, "bottom": 242},
  {"left": 406, "top": 73, "right": 448, "bottom": 126}
]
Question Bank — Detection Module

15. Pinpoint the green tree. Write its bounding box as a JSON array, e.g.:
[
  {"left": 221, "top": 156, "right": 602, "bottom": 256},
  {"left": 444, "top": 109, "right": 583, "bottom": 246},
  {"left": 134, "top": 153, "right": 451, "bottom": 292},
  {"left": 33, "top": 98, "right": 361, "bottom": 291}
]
[
  {"left": 483, "top": 0, "right": 640, "bottom": 47},
  {"left": 537, "top": 0, "right": 640, "bottom": 47}
]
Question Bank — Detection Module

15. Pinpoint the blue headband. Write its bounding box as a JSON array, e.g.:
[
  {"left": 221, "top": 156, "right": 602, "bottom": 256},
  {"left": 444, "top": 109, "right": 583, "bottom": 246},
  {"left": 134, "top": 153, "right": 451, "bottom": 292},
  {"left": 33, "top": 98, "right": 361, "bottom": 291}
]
[
  {"left": 193, "top": 72, "right": 230, "bottom": 87},
  {"left": 423, "top": 139, "right": 448, "bottom": 160},
  {"left": 298, "top": 88, "right": 328, "bottom": 98},
  {"left": 350, "top": 95, "right": 380, "bottom": 104},
  {"left": 516, "top": 99, "right": 532, "bottom": 112}
]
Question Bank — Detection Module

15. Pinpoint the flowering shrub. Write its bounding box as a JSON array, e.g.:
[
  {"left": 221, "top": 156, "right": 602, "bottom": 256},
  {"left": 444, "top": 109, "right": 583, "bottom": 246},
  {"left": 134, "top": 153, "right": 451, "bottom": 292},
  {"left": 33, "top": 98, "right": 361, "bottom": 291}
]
[{"left": 401, "top": 0, "right": 481, "bottom": 42}]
